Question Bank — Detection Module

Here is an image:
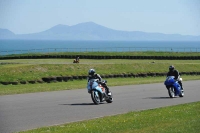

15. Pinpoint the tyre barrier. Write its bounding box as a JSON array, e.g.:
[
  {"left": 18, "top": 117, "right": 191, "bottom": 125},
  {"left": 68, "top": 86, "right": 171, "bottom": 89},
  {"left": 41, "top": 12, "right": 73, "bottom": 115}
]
[
  {"left": 37, "top": 80, "right": 44, "bottom": 83},
  {"left": 1, "top": 81, "right": 11, "bottom": 85},
  {"left": 56, "top": 77, "right": 63, "bottom": 82},
  {"left": 20, "top": 81, "right": 27, "bottom": 84},
  {"left": 62, "top": 76, "right": 73, "bottom": 81},
  {"left": 11, "top": 81, "right": 18, "bottom": 85},
  {"left": 72, "top": 76, "right": 79, "bottom": 80},
  {"left": 1, "top": 71, "right": 200, "bottom": 85},
  {"left": 147, "top": 72, "right": 156, "bottom": 77},
  {"left": 41, "top": 77, "right": 51, "bottom": 83},
  {"left": 62, "top": 76, "right": 69, "bottom": 82},
  {"left": 1, "top": 55, "right": 200, "bottom": 60},
  {"left": 138, "top": 73, "right": 147, "bottom": 77},
  {"left": 123, "top": 74, "right": 128, "bottom": 77},
  {"left": 28, "top": 80, "right": 36, "bottom": 84}
]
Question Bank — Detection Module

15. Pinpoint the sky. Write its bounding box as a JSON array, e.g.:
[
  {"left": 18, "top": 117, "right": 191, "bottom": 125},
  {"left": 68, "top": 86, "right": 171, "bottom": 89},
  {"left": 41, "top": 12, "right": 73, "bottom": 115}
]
[{"left": 0, "top": 0, "right": 200, "bottom": 35}]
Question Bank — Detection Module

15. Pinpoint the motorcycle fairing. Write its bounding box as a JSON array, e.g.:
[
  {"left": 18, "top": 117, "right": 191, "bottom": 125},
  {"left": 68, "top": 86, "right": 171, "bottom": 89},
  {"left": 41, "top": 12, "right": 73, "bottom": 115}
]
[
  {"left": 164, "top": 76, "right": 181, "bottom": 96},
  {"left": 87, "top": 79, "right": 103, "bottom": 93}
]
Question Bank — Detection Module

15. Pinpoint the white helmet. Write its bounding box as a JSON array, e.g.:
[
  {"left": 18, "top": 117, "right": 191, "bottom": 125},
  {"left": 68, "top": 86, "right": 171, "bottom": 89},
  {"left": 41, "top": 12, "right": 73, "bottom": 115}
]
[{"left": 88, "top": 69, "right": 95, "bottom": 75}]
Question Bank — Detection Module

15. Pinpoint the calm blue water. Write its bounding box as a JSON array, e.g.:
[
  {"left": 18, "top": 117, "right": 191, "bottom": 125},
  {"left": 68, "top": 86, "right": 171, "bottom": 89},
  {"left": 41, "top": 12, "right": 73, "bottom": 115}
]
[{"left": 0, "top": 40, "right": 200, "bottom": 55}]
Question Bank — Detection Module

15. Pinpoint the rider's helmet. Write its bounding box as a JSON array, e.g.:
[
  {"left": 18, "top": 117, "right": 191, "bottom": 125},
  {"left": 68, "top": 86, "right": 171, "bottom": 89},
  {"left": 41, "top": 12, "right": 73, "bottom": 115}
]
[
  {"left": 88, "top": 69, "right": 96, "bottom": 76},
  {"left": 169, "top": 65, "right": 175, "bottom": 72}
]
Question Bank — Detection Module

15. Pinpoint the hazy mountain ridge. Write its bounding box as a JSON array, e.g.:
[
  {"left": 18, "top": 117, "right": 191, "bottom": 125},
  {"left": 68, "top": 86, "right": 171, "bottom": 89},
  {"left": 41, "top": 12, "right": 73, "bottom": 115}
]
[
  {"left": 0, "top": 22, "right": 200, "bottom": 41},
  {"left": 0, "top": 28, "right": 15, "bottom": 39}
]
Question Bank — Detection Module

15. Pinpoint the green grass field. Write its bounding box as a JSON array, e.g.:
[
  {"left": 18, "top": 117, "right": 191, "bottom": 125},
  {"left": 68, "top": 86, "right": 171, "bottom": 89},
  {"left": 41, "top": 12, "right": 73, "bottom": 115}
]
[
  {"left": 1, "top": 52, "right": 200, "bottom": 133},
  {"left": 0, "top": 59, "right": 200, "bottom": 82},
  {"left": 1, "top": 57, "right": 200, "bottom": 95}
]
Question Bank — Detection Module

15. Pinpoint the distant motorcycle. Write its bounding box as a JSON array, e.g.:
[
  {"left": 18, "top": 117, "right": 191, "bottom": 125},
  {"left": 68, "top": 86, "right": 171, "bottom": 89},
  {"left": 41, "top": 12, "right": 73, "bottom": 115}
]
[
  {"left": 164, "top": 76, "right": 184, "bottom": 98},
  {"left": 87, "top": 79, "right": 113, "bottom": 105},
  {"left": 73, "top": 59, "right": 79, "bottom": 63}
]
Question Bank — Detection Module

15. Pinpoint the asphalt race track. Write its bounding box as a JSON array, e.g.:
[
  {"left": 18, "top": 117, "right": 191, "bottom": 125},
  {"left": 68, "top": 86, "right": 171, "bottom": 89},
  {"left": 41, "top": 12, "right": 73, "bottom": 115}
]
[{"left": 0, "top": 80, "right": 200, "bottom": 133}]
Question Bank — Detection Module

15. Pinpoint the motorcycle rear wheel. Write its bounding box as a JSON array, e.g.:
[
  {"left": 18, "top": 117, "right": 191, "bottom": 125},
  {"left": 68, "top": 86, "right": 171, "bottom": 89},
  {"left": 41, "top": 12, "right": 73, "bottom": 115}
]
[
  {"left": 106, "top": 98, "right": 113, "bottom": 103},
  {"left": 106, "top": 91, "right": 113, "bottom": 103},
  {"left": 179, "top": 89, "right": 184, "bottom": 97}
]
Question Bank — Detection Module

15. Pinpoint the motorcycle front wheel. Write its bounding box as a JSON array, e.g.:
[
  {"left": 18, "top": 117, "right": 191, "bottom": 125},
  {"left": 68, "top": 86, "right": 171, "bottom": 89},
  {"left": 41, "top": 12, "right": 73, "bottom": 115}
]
[
  {"left": 168, "top": 87, "right": 175, "bottom": 98},
  {"left": 91, "top": 90, "right": 100, "bottom": 105}
]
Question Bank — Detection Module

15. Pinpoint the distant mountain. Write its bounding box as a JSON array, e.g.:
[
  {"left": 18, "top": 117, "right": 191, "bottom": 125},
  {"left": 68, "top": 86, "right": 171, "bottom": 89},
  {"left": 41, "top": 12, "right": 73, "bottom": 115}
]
[
  {"left": 0, "top": 22, "right": 200, "bottom": 41},
  {"left": 0, "top": 28, "right": 15, "bottom": 39}
]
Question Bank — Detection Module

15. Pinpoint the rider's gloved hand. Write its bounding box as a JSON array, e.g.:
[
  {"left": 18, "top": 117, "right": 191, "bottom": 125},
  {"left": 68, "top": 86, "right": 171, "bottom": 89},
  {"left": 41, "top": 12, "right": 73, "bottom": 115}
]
[
  {"left": 88, "top": 90, "right": 91, "bottom": 93},
  {"left": 174, "top": 78, "right": 178, "bottom": 81},
  {"left": 97, "top": 80, "right": 102, "bottom": 84}
]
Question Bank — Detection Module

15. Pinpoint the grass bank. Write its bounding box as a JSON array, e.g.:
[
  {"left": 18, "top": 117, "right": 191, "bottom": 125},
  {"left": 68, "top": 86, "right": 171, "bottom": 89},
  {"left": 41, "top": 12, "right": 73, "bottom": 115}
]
[{"left": 0, "top": 59, "right": 200, "bottom": 82}]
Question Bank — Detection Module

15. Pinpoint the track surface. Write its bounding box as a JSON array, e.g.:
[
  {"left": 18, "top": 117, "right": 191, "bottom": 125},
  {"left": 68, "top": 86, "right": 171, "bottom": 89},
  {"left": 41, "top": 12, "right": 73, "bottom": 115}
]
[{"left": 0, "top": 80, "right": 200, "bottom": 133}]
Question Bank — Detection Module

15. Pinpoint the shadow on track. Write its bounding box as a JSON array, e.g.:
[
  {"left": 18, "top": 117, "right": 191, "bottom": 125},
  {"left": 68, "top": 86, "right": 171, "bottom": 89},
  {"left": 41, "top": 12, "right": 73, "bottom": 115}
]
[
  {"left": 59, "top": 103, "right": 95, "bottom": 106},
  {"left": 144, "top": 97, "right": 176, "bottom": 99}
]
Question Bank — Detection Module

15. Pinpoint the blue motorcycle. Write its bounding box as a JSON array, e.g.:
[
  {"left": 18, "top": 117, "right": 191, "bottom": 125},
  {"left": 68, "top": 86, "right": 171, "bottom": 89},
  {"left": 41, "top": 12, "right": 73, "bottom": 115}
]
[
  {"left": 164, "top": 76, "right": 184, "bottom": 98},
  {"left": 87, "top": 79, "right": 113, "bottom": 105}
]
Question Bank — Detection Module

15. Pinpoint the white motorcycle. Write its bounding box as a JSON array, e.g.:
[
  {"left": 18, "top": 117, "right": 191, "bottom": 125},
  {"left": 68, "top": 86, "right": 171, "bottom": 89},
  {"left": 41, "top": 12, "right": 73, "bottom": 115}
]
[{"left": 87, "top": 79, "right": 113, "bottom": 105}]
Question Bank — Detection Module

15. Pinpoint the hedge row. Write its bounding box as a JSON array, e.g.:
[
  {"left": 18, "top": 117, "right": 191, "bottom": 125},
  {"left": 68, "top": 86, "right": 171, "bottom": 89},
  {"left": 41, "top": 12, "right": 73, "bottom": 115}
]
[
  {"left": 1, "top": 55, "right": 200, "bottom": 60},
  {"left": 1, "top": 71, "right": 200, "bottom": 85}
]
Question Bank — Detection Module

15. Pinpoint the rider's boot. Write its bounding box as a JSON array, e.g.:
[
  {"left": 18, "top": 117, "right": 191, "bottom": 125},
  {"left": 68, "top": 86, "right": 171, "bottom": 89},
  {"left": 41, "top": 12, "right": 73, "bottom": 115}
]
[
  {"left": 100, "top": 93, "right": 104, "bottom": 102},
  {"left": 178, "top": 81, "right": 184, "bottom": 91},
  {"left": 108, "top": 91, "right": 111, "bottom": 96},
  {"left": 105, "top": 86, "right": 111, "bottom": 96}
]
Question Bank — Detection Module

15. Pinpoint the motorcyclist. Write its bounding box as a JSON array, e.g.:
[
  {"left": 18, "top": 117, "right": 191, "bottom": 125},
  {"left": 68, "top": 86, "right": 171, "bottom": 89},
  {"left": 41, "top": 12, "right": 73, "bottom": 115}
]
[
  {"left": 87, "top": 69, "right": 111, "bottom": 94},
  {"left": 73, "top": 56, "right": 79, "bottom": 63},
  {"left": 76, "top": 56, "right": 79, "bottom": 62},
  {"left": 167, "top": 65, "right": 184, "bottom": 90},
  {"left": 88, "top": 69, "right": 102, "bottom": 82}
]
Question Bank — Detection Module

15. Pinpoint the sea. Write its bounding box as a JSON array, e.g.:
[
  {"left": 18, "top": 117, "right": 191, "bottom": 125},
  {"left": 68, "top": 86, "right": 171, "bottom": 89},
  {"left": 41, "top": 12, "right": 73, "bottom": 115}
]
[{"left": 0, "top": 40, "right": 200, "bottom": 55}]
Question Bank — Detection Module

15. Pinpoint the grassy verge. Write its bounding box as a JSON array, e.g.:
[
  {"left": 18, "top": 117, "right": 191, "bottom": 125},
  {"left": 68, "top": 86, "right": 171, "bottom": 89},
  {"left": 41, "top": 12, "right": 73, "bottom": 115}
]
[
  {"left": 0, "top": 59, "right": 200, "bottom": 82},
  {"left": 1, "top": 54, "right": 199, "bottom": 133},
  {"left": 20, "top": 101, "right": 200, "bottom": 133},
  {"left": 1, "top": 75, "right": 200, "bottom": 95}
]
